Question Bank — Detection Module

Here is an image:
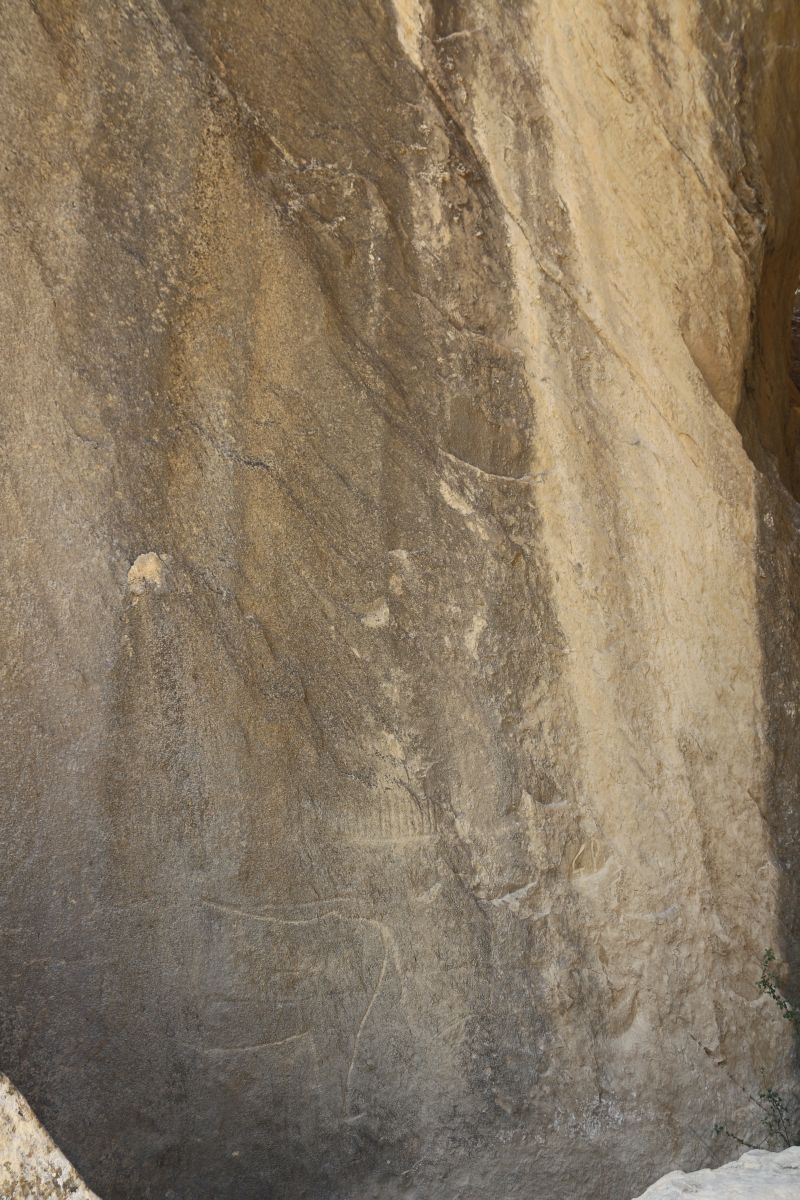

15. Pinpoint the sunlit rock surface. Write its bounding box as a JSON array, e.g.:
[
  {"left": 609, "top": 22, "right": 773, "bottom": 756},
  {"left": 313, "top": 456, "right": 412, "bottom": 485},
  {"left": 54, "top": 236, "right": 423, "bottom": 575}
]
[
  {"left": 0, "top": 1074, "right": 99, "bottom": 1200},
  {"left": 2, "top": 2, "right": 800, "bottom": 1198},
  {"left": 633, "top": 1147, "right": 800, "bottom": 1199}
]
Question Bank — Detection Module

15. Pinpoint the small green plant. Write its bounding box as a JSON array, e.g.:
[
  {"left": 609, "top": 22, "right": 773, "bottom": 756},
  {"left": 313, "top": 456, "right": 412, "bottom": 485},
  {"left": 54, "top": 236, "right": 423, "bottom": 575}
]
[
  {"left": 713, "top": 949, "right": 799, "bottom": 1151},
  {"left": 756, "top": 949, "right": 800, "bottom": 1033}
]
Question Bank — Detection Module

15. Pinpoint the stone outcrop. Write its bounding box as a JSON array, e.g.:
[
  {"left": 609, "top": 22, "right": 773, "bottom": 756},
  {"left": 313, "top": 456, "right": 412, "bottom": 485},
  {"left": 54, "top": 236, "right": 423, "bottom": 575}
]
[
  {"left": 633, "top": 1146, "right": 800, "bottom": 1199},
  {"left": 0, "top": 1074, "right": 99, "bottom": 1199},
  {"left": 2, "top": 2, "right": 800, "bottom": 1198}
]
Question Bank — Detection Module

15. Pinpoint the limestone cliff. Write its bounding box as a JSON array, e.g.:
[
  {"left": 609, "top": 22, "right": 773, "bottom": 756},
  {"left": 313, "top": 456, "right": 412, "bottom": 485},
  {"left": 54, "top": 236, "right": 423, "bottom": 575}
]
[{"left": 2, "top": 2, "right": 800, "bottom": 1198}]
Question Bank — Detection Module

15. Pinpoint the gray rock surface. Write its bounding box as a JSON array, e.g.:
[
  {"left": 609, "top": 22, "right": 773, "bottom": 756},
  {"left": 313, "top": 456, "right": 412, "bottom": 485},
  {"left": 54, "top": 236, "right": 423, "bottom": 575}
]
[
  {"left": 2, "top": 2, "right": 800, "bottom": 1199},
  {"left": 633, "top": 1146, "right": 800, "bottom": 1199}
]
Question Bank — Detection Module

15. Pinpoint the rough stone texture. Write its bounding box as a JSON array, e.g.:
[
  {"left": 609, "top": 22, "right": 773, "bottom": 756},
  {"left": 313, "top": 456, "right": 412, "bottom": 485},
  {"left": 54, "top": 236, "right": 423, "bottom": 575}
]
[
  {"left": 633, "top": 1146, "right": 800, "bottom": 1199},
  {"left": 0, "top": 1073, "right": 99, "bottom": 1199},
  {"left": 2, "top": 2, "right": 800, "bottom": 1199}
]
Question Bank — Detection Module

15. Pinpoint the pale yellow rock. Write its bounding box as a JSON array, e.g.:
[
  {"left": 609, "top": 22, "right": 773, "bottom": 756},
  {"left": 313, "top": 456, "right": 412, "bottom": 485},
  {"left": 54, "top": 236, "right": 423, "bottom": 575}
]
[
  {"left": 1, "top": 2, "right": 800, "bottom": 1199},
  {"left": 126, "top": 552, "right": 166, "bottom": 595}
]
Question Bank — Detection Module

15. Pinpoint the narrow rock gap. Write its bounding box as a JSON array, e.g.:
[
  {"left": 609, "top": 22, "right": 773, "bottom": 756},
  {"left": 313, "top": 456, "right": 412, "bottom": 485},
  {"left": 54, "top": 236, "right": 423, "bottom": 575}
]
[
  {"left": 789, "top": 287, "right": 800, "bottom": 394},
  {"left": 736, "top": 263, "right": 800, "bottom": 503}
]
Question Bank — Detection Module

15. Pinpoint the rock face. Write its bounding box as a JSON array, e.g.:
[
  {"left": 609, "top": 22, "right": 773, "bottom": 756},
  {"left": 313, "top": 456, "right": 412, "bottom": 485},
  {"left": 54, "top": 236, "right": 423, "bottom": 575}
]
[
  {"left": 633, "top": 1146, "right": 800, "bottom": 1199},
  {"left": 0, "top": 1074, "right": 99, "bottom": 1200},
  {"left": 2, "top": 2, "right": 800, "bottom": 1198}
]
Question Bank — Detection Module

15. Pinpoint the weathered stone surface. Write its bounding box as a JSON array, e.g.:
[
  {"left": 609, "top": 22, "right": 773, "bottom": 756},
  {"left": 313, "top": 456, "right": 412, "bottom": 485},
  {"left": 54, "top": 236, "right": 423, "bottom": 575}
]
[
  {"left": 0, "top": 1073, "right": 99, "bottom": 1199},
  {"left": 633, "top": 1146, "right": 800, "bottom": 1199},
  {"left": 2, "top": 2, "right": 800, "bottom": 1199}
]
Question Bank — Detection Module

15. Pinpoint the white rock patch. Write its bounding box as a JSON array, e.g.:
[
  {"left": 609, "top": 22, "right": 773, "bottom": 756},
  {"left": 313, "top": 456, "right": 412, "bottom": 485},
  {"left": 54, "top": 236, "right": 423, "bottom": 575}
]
[
  {"left": 0, "top": 1073, "right": 100, "bottom": 1198},
  {"left": 633, "top": 1146, "right": 800, "bottom": 1199}
]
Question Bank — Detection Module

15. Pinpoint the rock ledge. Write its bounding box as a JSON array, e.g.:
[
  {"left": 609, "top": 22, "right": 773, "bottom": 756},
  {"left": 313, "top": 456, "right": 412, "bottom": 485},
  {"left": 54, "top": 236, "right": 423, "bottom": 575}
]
[{"left": 633, "top": 1146, "right": 800, "bottom": 1198}]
